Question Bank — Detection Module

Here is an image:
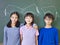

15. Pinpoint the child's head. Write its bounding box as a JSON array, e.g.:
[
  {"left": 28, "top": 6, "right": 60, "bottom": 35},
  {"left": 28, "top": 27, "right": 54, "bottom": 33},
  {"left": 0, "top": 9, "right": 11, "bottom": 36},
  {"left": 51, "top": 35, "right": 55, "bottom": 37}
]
[
  {"left": 10, "top": 12, "right": 20, "bottom": 24},
  {"left": 24, "top": 12, "right": 34, "bottom": 25},
  {"left": 7, "top": 11, "right": 20, "bottom": 27},
  {"left": 44, "top": 13, "right": 54, "bottom": 25}
]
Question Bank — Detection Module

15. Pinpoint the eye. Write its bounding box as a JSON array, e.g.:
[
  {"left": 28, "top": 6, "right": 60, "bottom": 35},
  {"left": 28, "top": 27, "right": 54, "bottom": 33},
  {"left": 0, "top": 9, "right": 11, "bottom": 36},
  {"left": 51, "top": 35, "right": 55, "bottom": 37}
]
[{"left": 11, "top": 16, "right": 14, "bottom": 19}]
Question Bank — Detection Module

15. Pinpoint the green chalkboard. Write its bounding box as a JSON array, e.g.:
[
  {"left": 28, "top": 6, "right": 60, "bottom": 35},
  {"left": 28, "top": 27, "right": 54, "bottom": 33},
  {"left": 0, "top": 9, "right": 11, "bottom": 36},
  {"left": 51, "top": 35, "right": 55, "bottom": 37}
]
[{"left": 0, "top": 0, "right": 60, "bottom": 43}]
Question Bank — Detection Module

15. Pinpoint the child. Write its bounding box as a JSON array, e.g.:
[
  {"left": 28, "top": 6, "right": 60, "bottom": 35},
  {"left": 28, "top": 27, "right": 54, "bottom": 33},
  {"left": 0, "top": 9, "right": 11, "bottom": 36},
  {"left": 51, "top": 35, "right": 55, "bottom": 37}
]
[
  {"left": 3, "top": 12, "right": 20, "bottom": 45},
  {"left": 38, "top": 13, "right": 59, "bottom": 45},
  {"left": 20, "top": 13, "right": 39, "bottom": 45}
]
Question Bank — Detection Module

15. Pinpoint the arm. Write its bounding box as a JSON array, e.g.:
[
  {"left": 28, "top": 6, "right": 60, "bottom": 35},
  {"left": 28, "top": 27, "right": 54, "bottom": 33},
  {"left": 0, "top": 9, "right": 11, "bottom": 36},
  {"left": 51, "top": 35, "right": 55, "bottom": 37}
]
[
  {"left": 16, "top": 29, "right": 20, "bottom": 45},
  {"left": 3, "top": 26, "right": 7, "bottom": 45},
  {"left": 20, "top": 27, "right": 23, "bottom": 45},
  {"left": 35, "top": 29, "right": 39, "bottom": 45},
  {"left": 55, "top": 29, "right": 59, "bottom": 45},
  {"left": 35, "top": 36, "right": 38, "bottom": 45},
  {"left": 38, "top": 29, "right": 43, "bottom": 45},
  {"left": 20, "top": 34, "right": 23, "bottom": 45}
]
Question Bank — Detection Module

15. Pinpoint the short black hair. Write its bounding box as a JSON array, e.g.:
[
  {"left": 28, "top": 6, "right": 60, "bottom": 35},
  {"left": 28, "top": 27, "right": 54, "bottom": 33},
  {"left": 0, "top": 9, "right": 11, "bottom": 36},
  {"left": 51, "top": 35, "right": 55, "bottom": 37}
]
[
  {"left": 24, "top": 12, "right": 34, "bottom": 25},
  {"left": 44, "top": 13, "right": 55, "bottom": 21},
  {"left": 7, "top": 11, "right": 20, "bottom": 28}
]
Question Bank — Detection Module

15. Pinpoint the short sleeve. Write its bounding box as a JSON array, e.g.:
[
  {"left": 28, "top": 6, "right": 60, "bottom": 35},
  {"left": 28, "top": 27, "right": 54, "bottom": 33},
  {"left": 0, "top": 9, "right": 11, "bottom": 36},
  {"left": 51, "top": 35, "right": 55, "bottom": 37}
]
[
  {"left": 3, "top": 26, "right": 7, "bottom": 45},
  {"left": 20, "top": 27, "right": 23, "bottom": 35},
  {"left": 35, "top": 30, "right": 39, "bottom": 36}
]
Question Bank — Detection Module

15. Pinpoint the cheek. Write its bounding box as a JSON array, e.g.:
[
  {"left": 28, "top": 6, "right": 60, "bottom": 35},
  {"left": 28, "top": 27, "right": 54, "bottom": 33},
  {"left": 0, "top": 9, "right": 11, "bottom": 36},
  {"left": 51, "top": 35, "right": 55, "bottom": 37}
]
[
  {"left": 25, "top": 18, "right": 28, "bottom": 22},
  {"left": 11, "top": 18, "right": 18, "bottom": 22},
  {"left": 10, "top": 18, "right": 14, "bottom": 21},
  {"left": 30, "top": 19, "right": 33, "bottom": 22},
  {"left": 44, "top": 20, "right": 47, "bottom": 23},
  {"left": 14, "top": 18, "right": 18, "bottom": 21},
  {"left": 49, "top": 21, "right": 52, "bottom": 23},
  {"left": 15, "top": 19, "right": 18, "bottom": 21},
  {"left": 44, "top": 20, "right": 50, "bottom": 24}
]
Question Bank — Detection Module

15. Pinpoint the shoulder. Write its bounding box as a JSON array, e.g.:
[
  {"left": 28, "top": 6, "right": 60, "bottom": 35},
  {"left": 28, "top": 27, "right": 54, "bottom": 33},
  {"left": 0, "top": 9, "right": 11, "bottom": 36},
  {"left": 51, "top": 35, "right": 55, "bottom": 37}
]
[
  {"left": 39, "top": 27, "right": 45, "bottom": 32},
  {"left": 51, "top": 27, "right": 58, "bottom": 34},
  {"left": 4, "top": 25, "right": 8, "bottom": 29},
  {"left": 4, "top": 25, "right": 8, "bottom": 31},
  {"left": 20, "top": 25, "right": 25, "bottom": 30},
  {"left": 52, "top": 27, "right": 58, "bottom": 30},
  {"left": 20, "top": 26, "right": 26, "bottom": 33},
  {"left": 39, "top": 27, "right": 45, "bottom": 30},
  {"left": 52, "top": 27, "right": 58, "bottom": 32},
  {"left": 20, "top": 23, "right": 24, "bottom": 27}
]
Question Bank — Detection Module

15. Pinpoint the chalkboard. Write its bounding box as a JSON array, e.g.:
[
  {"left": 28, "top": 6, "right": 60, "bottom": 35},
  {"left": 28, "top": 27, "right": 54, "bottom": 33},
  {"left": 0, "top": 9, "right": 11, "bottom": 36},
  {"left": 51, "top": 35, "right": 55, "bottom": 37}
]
[{"left": 0, "top": 0, "right": 60, "bottom": 43}]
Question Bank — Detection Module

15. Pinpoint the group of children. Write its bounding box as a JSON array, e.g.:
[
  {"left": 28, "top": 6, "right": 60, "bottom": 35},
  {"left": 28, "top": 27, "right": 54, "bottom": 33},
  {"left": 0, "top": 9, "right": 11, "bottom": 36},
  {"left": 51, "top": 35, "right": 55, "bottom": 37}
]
[{"left": 3, "top": 11, "right": 59, "bottom": 45}]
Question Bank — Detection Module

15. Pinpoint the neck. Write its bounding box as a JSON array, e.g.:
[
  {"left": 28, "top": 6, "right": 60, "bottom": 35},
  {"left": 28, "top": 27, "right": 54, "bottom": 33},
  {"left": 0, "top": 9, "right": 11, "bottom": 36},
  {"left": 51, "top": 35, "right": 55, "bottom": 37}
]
[
  {"left": 11, "top": 23, "right": 16, "bottom": 27},
  {"left": 45, "top": 24, "right": 52, "bottom": 28},
  {"left": 26, "top": 23, "right": 32, "bottom": 27},
  {"left": 25, "top": 24, "right": 32, "bottom": 29}
]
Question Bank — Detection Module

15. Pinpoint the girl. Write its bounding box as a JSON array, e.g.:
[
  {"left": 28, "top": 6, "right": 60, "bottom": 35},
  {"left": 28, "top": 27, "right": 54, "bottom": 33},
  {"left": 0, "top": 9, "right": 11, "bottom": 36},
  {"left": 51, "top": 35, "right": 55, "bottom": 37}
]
[
  {"left": 20, "top": 13, "right": 39, "bottom": 45},
  {"left": 3, "top": 12, "right": 20, "bottom": 45},
  {"left": 38, "top": 13, "right": 58, "bottom": 45}
]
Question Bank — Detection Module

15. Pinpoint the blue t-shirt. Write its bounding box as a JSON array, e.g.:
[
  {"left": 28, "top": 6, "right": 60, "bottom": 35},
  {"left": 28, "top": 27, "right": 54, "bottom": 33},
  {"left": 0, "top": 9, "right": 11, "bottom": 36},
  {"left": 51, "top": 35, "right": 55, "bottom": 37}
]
[
  {"left": 3, "top": 26, "right": 20, "bottom": 45},
  {"left": 38, "top": 27, "right": 59, "bottom": 45}
]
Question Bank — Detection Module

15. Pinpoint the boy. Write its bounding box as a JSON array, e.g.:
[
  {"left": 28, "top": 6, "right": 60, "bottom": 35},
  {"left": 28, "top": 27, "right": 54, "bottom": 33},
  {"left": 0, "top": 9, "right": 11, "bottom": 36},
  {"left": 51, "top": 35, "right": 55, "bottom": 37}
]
[{"left": 38, "top": 13, "right": 59, "bottom": 45}]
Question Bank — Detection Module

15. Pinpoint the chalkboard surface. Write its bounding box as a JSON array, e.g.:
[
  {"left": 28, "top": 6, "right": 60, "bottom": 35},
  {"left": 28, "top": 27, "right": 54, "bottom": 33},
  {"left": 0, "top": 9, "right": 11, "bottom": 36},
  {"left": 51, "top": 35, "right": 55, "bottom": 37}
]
[{"left": 0, "top": 0, "right": 60, "bottom": 43}]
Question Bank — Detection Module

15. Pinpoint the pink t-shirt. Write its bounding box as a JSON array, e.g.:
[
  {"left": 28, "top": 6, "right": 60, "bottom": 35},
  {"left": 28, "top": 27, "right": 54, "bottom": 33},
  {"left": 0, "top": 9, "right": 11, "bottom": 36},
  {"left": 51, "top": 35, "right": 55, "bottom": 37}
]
[{"left": 20, "top": 25, "right": 39, "bottom": 45}]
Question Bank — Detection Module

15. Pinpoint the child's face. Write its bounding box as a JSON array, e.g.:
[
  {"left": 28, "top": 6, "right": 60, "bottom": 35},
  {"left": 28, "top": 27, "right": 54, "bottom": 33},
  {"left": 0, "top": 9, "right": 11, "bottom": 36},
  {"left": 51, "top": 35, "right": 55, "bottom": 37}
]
[
  {"left": 44, "top": 16, "right": 53, "bottom": 25},
  {"left": 10, "top": 14, "right": 18, "bottom": 24},
  {"left": 25, "top": 16, "right": 33, "bottom": 24}
]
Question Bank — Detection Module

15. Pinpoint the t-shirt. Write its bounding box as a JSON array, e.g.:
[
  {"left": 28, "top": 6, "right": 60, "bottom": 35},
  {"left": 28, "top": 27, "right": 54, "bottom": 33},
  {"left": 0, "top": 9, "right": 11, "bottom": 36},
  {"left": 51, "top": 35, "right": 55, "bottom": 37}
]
[
  {"left": 38, "top": 27, "right": 58, "bottom": 45},
  {"left": 3, "top": 26, "right": 20, "bottom": 45},
  {"left": 20, "top": 25, "right": 39, "bottom": 45}
]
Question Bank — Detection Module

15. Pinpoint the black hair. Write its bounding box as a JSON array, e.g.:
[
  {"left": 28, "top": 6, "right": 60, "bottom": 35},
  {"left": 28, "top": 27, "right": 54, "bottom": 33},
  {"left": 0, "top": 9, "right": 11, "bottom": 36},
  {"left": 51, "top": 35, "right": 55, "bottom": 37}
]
[
  {"left": 44, "top": 13, "right": 55, "bottom": 21},
  {"left": 24, "top": 12, "right": 34, "bottom": 25},
  {"left": 7, "top": 11, "right": 20, "bottom": 28}
]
